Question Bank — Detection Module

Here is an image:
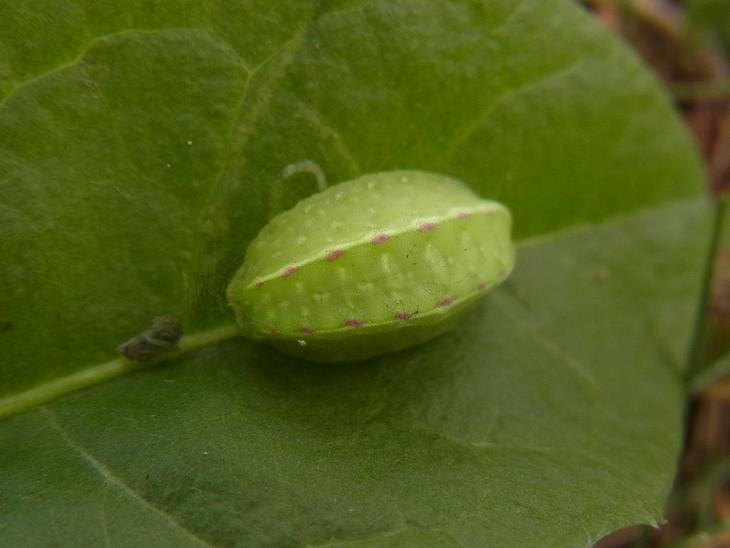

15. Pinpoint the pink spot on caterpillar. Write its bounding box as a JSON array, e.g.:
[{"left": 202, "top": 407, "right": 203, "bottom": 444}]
[
  {"left": 371, "top": 234, "right": 389, "bottom": 245},
  {"left": 255, "top": 281, "right": 264, "bottom": 288},
  {"left": 300, "top": 326, "right": 314, "bottom": 334},
  {"left": 439, "top": 298, "right": 454, "bottom": 307},
  {"left": 458, "top": 212, "right": 470, "bottom": 220},
  {"left": 345, "top": 319, "right": 364, "bottom": 328},
  {"left": 417, "top": 223, "right": 436, "bottom": 232},
  {"left": 326, "top": 249, "right": 343, "bottom": 262},
  {"left": 478, "top": 282, "right": 487, "bottom": 291},
  {"left": 395, "top": 312, "right": 413, "bottom": 321},
  {"left": 282, "top": 266, "right": 298, "bottom": 278}
]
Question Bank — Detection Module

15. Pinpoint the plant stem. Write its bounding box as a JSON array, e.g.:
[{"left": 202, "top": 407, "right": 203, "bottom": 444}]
[
  {"left": 0, "top": 324, "right": 240, "bottom": 422},
  {"left": 670, "top": 80, "right": 730, "bottom": 101},
  {"left": 685, "top": 199, "right": 724, "bottom": 386}
]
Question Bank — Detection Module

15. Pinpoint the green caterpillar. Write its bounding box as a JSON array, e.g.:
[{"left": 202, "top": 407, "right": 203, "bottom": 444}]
[{"left": 226, "top": 170, "right": 514, "bottom": 362}]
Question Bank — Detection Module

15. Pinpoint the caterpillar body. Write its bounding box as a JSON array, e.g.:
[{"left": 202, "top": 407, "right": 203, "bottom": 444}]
[{"left": 226, "top": 170, "right": 514, "bottom": 362}]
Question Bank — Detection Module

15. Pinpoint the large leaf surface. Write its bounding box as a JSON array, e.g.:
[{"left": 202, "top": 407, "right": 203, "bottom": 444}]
[{"left": 0, "top": 1, "right": 709, "bottom": 546}]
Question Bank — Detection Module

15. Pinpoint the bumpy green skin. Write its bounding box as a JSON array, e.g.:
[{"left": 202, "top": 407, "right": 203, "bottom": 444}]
[{"left": 226, "top": 170, "right": 514, "bottom": 362}]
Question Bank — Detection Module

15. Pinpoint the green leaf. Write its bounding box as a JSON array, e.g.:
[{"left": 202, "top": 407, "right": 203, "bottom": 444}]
[
  {"left": 0, "top": 1, "right": 709, "bottom": 546},
  {"left": 688, "top": 0, "right": 730, "bottom": 50}
]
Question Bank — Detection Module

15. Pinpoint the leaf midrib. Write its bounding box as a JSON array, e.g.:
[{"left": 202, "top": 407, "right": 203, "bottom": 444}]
[{"left": 0, "top": 196, "right": 699, "bottom": 422}]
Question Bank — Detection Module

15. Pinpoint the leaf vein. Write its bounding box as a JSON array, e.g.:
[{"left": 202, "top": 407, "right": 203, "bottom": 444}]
[
  {"left": 295, "top": 99, "right": 362, "bottom": 179},
  {"left": 185, "top": 22, "right": 314, "bottom": 323},
  {"left": 0, "top": 27, "right": 214, "bottom": 109},
  {"left": 41, "top": 408, "right": 216, "bottom": 547},
  {"left": 445, "top": 59, "right": 584, "bottom": 165}
]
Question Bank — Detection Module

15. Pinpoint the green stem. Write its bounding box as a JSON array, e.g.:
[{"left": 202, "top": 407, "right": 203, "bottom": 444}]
[
  {"left": 685, "top": 199, "right": 724, "bottom": 386},
  {"left": 670, "top": 80, "right": 730, "bottom": 101},
  {"left": 0, "top": 324, "right": 240, "bottom": 422}
]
